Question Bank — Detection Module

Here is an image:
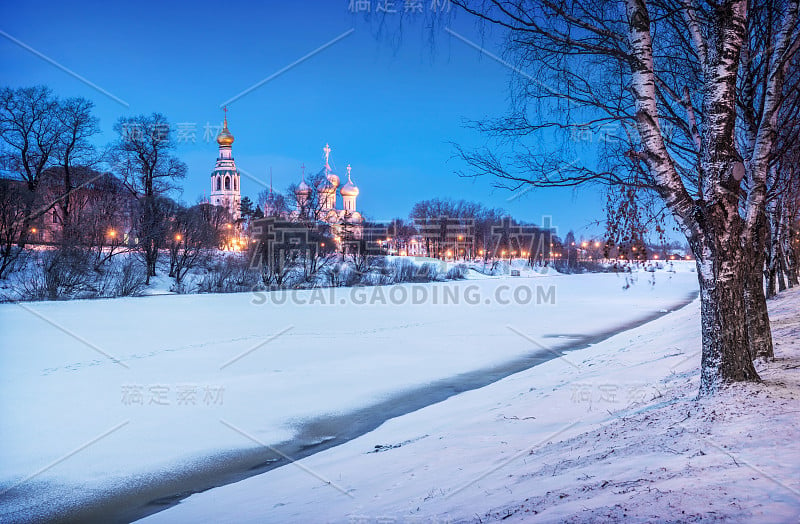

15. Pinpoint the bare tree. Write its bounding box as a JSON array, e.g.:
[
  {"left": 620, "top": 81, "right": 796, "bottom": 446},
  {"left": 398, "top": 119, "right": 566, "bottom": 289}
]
[
  {"left": 168, "top": 204, "right": 219, "bottom": 284},
  {"left": 52, "top": 96, "right": 100, "bottom": 243},
  {"left": 0, "top": 86, "right": 60, "bottom": 243},
  {"left": 0, "top": 87, "right": 104, "bottom": 249},
  {"left": 257, "top": 187, "right": 290, "bottom": 217},
  {"left": 111, "top": 113, "right": 187, "bottom": 282},
  {"left": 78, "top": 171, "right": 136, "bottom": 270},
  {"left": 0, "top": 179, "right": 32, "bottom": 278},
  {"left": 446, "top": 0, "right": 799, "bottom": 394},
  {"left": 286, "top": 169, "right": 332, "bottom": 223}
]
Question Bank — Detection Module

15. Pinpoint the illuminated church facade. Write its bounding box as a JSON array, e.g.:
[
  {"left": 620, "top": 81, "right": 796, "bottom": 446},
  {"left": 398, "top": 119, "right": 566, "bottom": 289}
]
[
  {"left": 210, "top": 114, "right": 362, "bottom": 232},
  {"left": 292, "top": 143, "right": 362, "bottom": 225}
]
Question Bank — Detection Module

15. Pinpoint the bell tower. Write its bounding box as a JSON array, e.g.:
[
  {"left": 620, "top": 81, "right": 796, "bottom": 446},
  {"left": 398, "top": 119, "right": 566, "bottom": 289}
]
[{"left": 209, "top": 107, "right": 241, "bottom": 220}]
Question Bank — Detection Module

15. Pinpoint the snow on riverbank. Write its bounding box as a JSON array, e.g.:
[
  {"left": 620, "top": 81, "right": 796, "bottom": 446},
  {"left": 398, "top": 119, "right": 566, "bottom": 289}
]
[
  {"left": 0, "top": 269, "right": 698, "bottom": 522},
  {"left": 143, "top": 287, "right": 800, "bottom": 523}
]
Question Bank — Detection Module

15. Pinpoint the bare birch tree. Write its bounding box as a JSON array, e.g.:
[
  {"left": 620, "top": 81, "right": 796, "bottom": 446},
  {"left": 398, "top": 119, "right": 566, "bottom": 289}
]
[{"left": 447, "top": 0, "right": 799, "bottom": 394}]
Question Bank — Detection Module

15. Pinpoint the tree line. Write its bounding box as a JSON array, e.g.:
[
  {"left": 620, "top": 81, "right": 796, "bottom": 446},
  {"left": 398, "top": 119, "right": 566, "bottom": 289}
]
[{"left": 0, "top": 86, "right": 239, "bottom": 285}]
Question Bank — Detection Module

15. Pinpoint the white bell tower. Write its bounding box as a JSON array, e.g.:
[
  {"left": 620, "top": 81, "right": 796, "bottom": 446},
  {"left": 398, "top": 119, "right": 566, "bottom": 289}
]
[{"left": 209, "top": 107, "right": 241, "bottom": 220}]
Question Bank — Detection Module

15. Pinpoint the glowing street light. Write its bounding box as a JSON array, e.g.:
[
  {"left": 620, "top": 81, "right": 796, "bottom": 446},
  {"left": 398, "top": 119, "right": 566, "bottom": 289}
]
[{"left": 175, "top": 233, "right": 182, "bottom": 242}]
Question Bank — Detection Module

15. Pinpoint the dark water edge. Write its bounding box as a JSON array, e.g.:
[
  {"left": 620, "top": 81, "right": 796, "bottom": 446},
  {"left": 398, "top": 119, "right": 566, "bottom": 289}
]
[{"left": 3, "top": 292, "right": 699, "bottom": 524}]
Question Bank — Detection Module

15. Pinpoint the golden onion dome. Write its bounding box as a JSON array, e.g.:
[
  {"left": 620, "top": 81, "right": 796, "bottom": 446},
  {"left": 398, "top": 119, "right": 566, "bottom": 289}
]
[
  {"left": 340, "top": 166, "right": 358, "bottom": 196},
  {"left": 340, "top": 180, "right": 359, "bottom": 197},
  {"left": 217, "top": 116, "right": 234, "bottom": 146}
]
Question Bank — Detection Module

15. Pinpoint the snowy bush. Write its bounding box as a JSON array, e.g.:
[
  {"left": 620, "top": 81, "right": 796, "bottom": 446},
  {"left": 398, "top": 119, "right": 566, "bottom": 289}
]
[
  {"left": 380, "top": 259, "right": 443, "bottom": 284},
  {"left": 393, "top": 258, "right": 419, "bottom": 283},
  {"left": 414, "top": 262, "right": 444, "bottom": 282},
  {"left": 19, "top": 248, "right": 96, "bottom": 300},
  {"left": 10, "top": 249, "right": 148, "bottom": 301},
  {"left": 98, "top": 257, "right": 148, "bottom": 297},
  {"left": 197, "top": 255, "right": 260, "bottom": 294},
  {"left": 446, "top": 263, "right": 468, "bottom": 280}
]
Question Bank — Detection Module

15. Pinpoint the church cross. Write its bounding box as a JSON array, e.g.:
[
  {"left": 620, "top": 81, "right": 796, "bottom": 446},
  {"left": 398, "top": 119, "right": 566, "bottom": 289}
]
[{"left": 323, "top": 143, "right": 331, "bottom": 166}]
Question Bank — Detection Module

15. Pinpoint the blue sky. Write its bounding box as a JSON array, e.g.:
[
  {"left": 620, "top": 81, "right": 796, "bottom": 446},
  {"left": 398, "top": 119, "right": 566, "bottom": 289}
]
[{"left": 1, "top": 0, "right": 609, "bottom": 239}]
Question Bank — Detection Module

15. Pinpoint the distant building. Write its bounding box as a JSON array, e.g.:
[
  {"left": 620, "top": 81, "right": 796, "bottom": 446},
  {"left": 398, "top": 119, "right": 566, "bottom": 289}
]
[{"left": 1, "top": 170, "right": 137, "bottom": 245}]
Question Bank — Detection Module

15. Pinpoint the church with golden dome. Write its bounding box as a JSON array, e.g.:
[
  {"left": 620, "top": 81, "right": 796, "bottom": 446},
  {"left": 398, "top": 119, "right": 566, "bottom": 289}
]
[
  {"left": 210, "top": 113, "right": 362, "bottom": 234},
  {"left": 209, "top": 110, "right": 241, "bottom": 220}
]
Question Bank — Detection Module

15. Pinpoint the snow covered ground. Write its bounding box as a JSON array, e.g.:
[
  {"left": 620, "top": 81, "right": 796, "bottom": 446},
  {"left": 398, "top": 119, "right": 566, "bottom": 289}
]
[
  {"left": 0, "top": 266, "right": 702, "bottom": 521},
  {"left": 142, "top": 283, "right": 800, "bottom": 523}
]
